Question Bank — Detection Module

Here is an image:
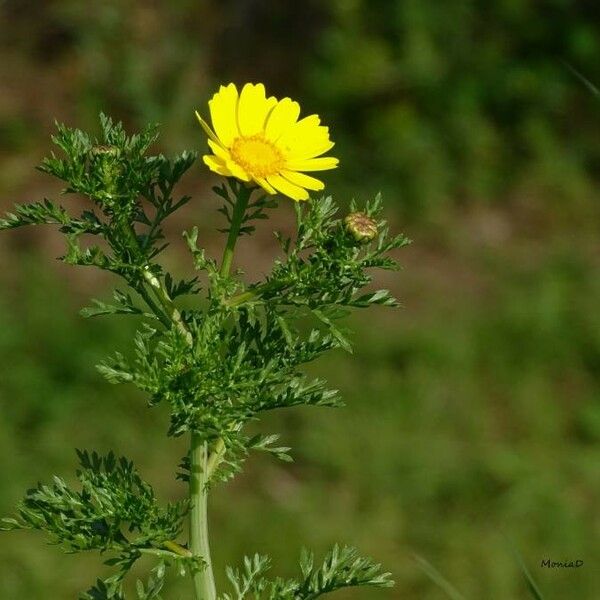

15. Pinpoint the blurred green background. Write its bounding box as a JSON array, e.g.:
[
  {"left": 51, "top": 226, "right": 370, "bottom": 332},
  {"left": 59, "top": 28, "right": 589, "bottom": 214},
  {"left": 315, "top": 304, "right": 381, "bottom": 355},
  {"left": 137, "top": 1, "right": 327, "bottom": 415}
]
[{"left": 1, "top": 1, "right": 599, "bottom": 598}]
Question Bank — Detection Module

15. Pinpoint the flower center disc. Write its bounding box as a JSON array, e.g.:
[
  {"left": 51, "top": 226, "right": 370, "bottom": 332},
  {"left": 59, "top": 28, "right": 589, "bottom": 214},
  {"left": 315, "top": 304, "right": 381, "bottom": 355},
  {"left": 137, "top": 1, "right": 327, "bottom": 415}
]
[{"left": 230, "top": 135, "right": 284, "bottom": 178}]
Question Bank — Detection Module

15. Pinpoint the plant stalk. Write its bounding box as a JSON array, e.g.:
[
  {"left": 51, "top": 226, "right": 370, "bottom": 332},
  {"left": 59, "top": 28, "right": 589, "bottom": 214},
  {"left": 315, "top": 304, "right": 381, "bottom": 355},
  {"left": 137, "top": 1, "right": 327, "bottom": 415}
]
[
  {"left": 220, "top": 183, "right": 252, "bottom": 278},
  {"left": 225, "top": 289, "right": 257, "bottom": 308},
  {"left": 120, "top": 223, "right": 213, "bottom": 597},
  {"left": 190, "top": 433, "right": 216, "bottom": 600},
  {"left": 128, "top": 183, "right": 252, "bottom": 600},
  {"left": 188, "top": 182, "right": 252, "bottom": 599}
]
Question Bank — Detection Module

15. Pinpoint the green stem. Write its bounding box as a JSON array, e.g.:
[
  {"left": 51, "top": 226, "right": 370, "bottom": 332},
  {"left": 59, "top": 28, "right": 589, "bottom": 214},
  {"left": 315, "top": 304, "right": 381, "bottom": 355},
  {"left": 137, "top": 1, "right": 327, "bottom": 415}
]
[
  {"left": 142, "top": 267, "right": 193, "bottom": 345},
  {"left": 138, "top": 542, "right": 192, "bottom": 560},
  {"left": 203, "top": 183, "right": 252, "bottom": 479},
  {"left": 188, "top": 182, "right": 252, "bottom": 600},
  {"left": 190, "top": 433, "right": 216, "bottom": 600},
  {"left": 120, "top": 222, "right": 213, "bottom": 596},
  {"left": 120, "top": 229, "right": 189, "bottom": 340},
  {"left": 206, "top": 438, "right": 226, "bottom": 478},
  {"left": 123, "top": 184, "right": 252, "bottom": 600},
  {"left": 225, "top": 289, "right": 257, "bottom": 308},
  {"left": 220, "top": 184, "right": 252, "bottom": 278},
  {"left": 224, "top": 279, "right": 286, "bottom": 309},
  {"left": 136, "top": 282, "right": 172, "bottom": 328},
  {"left": 115, "top": 221, "right": 172, "bottom": 327},
  {"left": 163, "top": 540, "right": 193, "bottom": 557}
]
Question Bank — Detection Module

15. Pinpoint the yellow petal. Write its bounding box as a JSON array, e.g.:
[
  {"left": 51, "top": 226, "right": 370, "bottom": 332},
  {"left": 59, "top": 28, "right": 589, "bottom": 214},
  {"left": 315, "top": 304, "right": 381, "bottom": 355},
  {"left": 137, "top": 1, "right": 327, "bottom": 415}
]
[
  {"left": 281, "top": 170, "right": 325, "bottom": 191},
  {"left": 253, "top": 176, "right": 277, "bottom": 195},
  {"left": 278, "top": 116, "right": 334, "bottom": 159},
  {"left": 209, "top": 83, "right": 240, "bottom": 146},
  {"left": 264, "top": 97, "right": 301, "bottom": 141},
  {"left": 195, "top": 111, "right": 222, "bottom": 146},
  {"left": 287, "top": 137, "right": 334, "bottom": 161},
  {"left": 285, "top": 156, "right": 339, "bottom": 172},
  {"left": 237, "top": 83, "right": 277, "bottom": 137},
  {"left": 279, "top": 114, "right": 321, "bottom": 140},
  {"left": 266, "top": 174, "right": 309, "bottom": 201},
  {"left": 203, "top": 154, "right": 232, "bottom": 176},
  {"left": 225, "top": 158, "right": 251, "bottom": 181},
  {"left": 208, "top": 139, "right": 231, "bottom": 161}
]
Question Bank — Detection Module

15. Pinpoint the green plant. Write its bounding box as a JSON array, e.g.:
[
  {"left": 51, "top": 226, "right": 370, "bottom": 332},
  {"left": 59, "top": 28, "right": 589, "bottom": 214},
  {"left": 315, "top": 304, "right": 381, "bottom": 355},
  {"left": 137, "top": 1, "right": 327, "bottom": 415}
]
[{"left": 0, "top": 109, "right": 407, "bottom": 599}]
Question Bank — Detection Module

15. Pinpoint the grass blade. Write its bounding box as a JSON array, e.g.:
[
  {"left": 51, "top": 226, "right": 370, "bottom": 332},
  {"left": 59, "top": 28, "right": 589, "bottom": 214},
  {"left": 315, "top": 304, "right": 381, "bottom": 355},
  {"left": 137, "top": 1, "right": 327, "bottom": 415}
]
[
  {"left": 509, "top": 544, "right": 546, "bottom": 600},
  {"left": 413, "top": 554, "right": 467, "bottom": 600},
  {"left": 562, "top": 61, "right": 600, "bottom": 99}
]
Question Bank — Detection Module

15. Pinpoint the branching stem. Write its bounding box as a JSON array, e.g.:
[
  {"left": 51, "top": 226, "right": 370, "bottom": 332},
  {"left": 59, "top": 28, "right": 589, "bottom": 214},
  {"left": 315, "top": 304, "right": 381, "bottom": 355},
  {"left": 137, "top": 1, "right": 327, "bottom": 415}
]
[
  {"left": 188, "top": 182, "right": 252, "bottom": 600},
  {"left": 123, "top": 183, "right": 253, "bottom": 600},
  {"left": 142, "top": 267, "right": 193, "bottom": 345},
  {"left": 120, "top": 220, "right": 213, "bottom": 596},
  {"left": 225, "top": 289, "right": 257, "bottom": 308}
]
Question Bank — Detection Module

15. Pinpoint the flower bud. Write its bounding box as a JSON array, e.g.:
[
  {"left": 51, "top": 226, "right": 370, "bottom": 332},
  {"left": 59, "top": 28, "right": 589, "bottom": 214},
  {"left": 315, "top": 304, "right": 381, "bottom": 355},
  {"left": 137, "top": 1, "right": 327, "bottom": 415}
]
[
  {"left": 344, "top": 212, "right": 377, "bottom": 242},
  {"left": 90, "top": 145, "right": 122, "bottom": 198},
  {"left": 90, "top": 144, "right": 120, "bottom": 158}
]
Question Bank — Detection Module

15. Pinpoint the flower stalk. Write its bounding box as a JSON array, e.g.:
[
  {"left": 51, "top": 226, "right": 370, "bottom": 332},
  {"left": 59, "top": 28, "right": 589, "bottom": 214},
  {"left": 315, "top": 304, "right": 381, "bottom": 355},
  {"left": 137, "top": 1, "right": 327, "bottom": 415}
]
[
  {"left": 189, "top": 182, "right": 252, "bottom": 600},
  {"left": 219, "top": 183, "right": 252, "bottom": 278},
  {"left": 120, "top": 191, "right": 252, "bottom": 599}
]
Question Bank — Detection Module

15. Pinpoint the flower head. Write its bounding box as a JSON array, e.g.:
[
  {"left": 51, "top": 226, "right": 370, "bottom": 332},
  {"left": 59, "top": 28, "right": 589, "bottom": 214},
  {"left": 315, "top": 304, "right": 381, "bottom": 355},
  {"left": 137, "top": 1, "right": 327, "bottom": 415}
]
[
  {"left": 344, "top": 212, "right": 378, "bottom": 242},
  {"left": 196, "top": 83, "right": 338, "bottom": 201}
]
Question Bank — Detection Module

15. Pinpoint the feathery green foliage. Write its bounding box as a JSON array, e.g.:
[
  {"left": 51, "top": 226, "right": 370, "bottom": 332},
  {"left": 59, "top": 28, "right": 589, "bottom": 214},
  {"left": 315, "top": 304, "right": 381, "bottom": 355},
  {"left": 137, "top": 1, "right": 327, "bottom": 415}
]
[
  {"left": 0, "top": 115, "right": 405, "bottom": 599},
  {"left": 221, "top": 546, "right": 393, "bottom": 600}
]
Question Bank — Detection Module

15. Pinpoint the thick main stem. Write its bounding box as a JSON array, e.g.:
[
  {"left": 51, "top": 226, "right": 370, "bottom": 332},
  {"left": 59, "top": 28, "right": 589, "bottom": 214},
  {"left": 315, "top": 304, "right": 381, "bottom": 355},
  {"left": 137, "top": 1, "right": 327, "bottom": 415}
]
[
  {"left": 121, "top": 224, "right": 213, "bottom": 597},
  {"left": 190, "top": 432, "right": 216, "bottom": 600},
  {"left": 130, "top": 184, "right": 252, "bottom": 600},
  {"left": 188, "top": 183, "right": 251, "bottom": 600}
]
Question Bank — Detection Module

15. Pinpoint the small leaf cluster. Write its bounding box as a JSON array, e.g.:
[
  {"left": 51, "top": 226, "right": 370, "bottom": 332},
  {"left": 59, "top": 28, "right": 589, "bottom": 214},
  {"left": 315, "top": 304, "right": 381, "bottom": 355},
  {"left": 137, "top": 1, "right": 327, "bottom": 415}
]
[
  {"left": 0, "top": 114, "right": 198, "bottom": 329},
  {"left": 251, "top": 194, "right": 410, "bottom": 311},
  {"left": 82, "top": 560, "right": 169, "bottom": 600},
  {"left": 98, "top": 306, "right": 342, "bottom": 445},
  {"left": 1, "top": 451, "right": 191, "bottom": 591},
  {"left": 221, "top": 545, "right": 393, "bottom": 599}
]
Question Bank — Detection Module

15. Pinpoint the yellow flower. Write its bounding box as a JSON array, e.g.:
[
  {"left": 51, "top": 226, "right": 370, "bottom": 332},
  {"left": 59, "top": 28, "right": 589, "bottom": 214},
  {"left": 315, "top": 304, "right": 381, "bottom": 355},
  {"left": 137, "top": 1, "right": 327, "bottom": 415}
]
[{"left": 196, "top": 83, "right": 339, "bottom": 201}]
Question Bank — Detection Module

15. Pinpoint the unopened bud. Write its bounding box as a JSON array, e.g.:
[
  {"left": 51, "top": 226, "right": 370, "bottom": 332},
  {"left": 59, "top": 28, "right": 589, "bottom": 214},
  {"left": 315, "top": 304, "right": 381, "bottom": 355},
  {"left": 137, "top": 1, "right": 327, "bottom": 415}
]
[
  {"left": 90, "top": 145, "right": 122, "bottom": 198},
  {"left": 90, "top": 144, "right": 120, "bottom": 158},
  {"left": 344, "top": 212, "right": 377, "bottom": 242}
]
